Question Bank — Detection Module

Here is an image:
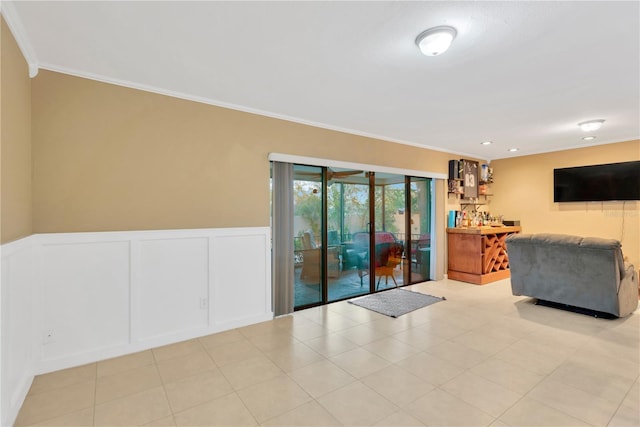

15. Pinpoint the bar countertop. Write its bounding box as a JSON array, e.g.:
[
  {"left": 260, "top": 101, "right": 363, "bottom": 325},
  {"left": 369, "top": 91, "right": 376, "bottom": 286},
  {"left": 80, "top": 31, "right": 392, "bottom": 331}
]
[{"left": 446, "top": 226, "right": 522, "bottom": 235}]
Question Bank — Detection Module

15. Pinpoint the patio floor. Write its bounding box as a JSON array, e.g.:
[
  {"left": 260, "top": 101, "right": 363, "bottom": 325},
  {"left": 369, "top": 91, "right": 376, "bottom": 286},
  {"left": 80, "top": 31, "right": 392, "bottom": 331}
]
[{"left": 294, "top": 265, "right": 405, "bottom": 308}]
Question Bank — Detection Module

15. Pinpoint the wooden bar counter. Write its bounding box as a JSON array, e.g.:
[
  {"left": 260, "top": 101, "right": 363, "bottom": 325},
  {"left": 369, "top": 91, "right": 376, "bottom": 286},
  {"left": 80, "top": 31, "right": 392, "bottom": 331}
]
[{"left": 447, "top": 226, "right": 522, "bottom": 285}]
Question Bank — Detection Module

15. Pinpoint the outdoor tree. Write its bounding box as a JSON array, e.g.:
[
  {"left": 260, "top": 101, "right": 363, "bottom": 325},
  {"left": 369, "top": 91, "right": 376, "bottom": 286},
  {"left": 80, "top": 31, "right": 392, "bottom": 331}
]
[{"left": 294, "top": 181, "right": 322, "bottom": 239}]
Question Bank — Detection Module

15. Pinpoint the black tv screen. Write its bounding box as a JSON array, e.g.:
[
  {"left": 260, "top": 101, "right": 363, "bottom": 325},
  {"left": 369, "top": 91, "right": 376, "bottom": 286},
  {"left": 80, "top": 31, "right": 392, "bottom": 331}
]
[{"left": 554, "top": 161, "right": 640, "bottom": 202}]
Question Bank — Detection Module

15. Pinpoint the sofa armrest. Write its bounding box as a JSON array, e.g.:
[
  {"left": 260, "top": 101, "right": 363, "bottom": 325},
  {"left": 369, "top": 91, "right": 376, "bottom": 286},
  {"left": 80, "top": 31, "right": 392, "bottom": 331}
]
[
  {"left": 623, "top": 261, "right": 635, "bottom": 277},
  {"left": 621, "top": 261, "right": 638, "bottom": 286},
  {"left": 617, "top": 261, "right": 639, "bottom": 317}
]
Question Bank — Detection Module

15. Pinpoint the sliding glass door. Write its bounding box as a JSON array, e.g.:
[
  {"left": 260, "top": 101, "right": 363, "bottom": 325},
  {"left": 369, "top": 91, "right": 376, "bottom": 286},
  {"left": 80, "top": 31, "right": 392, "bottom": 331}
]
[{"left": 284, "top": 163, "right": 432, "bottom": 310}]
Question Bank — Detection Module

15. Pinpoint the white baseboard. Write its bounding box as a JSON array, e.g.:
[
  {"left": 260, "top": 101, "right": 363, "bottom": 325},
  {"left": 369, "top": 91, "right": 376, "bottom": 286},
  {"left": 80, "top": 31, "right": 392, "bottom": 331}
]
[{"left": 36, "top": 311, "right": 273, "bottom": 374}]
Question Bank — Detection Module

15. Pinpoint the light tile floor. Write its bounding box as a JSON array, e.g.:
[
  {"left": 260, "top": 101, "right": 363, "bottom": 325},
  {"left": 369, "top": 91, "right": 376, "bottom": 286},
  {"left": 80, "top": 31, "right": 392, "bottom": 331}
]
[{"left": 15, "top": 278, "right": 640, "bottom": 426}]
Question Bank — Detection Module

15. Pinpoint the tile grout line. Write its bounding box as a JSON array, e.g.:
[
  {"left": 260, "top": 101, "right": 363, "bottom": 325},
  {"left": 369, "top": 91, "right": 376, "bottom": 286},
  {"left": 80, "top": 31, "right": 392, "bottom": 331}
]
[
  {"left": 13, "top": 280, "right": 639, "bottom": 427},
  {"left": 230, "top": 338, "right": 280, "bottom": 427},
  {"left": 604, "top": 371, "right": 640, "bottom": 427},
  {"left": 152, "top": 357, "right": 176, "bottom": 426},
  {"left": 158, "top": 338, "right": 227, "bottom": 423}
]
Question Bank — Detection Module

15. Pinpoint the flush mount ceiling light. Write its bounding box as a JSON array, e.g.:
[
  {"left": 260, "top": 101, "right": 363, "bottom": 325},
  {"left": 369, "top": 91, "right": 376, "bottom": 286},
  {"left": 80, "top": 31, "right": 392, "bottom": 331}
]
[
  {"left": 508, "top": 148, "right": 519, "bottom": 152},
  {"left": 583, "top": 136, "right": 597, "bottom": 141},
  {"left": 480, "top": 141, "right": 493, "bottom": 145},
  {"left": 578, "top": 119, "right": 605, "bottom": 132},
  {"left": 416, "top": 26, "right": 457, "bottom": 56}
]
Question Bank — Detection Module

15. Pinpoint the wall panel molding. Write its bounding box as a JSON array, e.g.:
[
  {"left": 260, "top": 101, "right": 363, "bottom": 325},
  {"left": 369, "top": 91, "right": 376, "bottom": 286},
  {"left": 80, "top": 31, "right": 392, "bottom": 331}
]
[
  {"left": 211, "top": 230, "right": 272, "bottom": 328},
  {"left": 1, "top": 235, "right": 36, "bottom": 427},
  {"left": 0, "top": 227, "right": 272, "bottom": 426}
]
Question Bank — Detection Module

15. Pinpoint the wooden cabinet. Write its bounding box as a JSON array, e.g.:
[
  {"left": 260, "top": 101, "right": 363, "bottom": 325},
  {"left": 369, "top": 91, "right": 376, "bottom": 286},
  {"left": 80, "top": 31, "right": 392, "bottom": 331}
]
[{"left": 447, "top": 226, "right": 521, "bottom": 285}]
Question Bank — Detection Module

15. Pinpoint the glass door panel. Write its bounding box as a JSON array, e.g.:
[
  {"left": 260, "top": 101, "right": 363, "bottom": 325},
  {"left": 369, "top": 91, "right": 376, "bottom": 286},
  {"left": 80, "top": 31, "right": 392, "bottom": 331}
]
[
  {"left": 327, "top": 169, "right": 370, "bottom": 302},
  {"left": 288, "top": 164, "right": 432, "bottom": 310},
  {"left": 409, "top": 177, "right": 432, "bottom": 283},
  {"left": 293, "top": 165, "right": 323, "bottom": 308},
  {"left": 373, "top": 173, "right": 406, "bottom": 291}
]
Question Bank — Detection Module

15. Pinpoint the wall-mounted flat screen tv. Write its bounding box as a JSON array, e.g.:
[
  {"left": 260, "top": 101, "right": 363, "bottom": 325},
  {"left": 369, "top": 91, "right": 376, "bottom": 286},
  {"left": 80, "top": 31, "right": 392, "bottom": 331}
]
[{"left": 554, "top": 161, "right": 640, "bottom": 202}]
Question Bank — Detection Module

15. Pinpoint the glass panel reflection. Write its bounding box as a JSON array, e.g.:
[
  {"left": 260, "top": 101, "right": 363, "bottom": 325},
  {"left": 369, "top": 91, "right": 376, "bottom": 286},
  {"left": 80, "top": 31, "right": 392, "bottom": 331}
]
[
  {"left": 327, "top": 169, "right": 370, "bottom": 302},
  {"left": 410, "top": 178, "right": 432, "bottom": 283},
  {"left": 374, "top": 174, "right": 406, "bottom": 291},
  {"left": 290, "top": 165, "right": 432, "bottom": 310},
  {"left": 293, "top": 165, "right": 323, "bottom": 308}
]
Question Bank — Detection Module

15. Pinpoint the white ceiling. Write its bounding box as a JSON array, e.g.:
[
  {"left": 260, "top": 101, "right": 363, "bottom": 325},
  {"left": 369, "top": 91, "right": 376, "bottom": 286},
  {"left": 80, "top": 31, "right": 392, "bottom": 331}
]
[{"left": 3, "top": 1, "right": 639, "bottom": 161}]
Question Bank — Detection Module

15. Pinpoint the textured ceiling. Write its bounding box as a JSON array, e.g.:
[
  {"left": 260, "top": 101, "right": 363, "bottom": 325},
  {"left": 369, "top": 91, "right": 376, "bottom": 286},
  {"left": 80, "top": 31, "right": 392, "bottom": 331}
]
[{"left": 4, "top": 1, "right": 639, "bottom": 160}]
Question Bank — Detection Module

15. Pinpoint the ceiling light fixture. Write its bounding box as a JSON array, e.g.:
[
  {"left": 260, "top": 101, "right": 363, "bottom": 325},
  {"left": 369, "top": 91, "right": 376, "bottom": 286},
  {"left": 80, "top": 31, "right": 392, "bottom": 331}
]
[
  {"left": 508, "top": 148, "right": 519, "bottom": 152},
  {"left": 480, "top": 141, "right": 493, "bottom": 145},
  {"left": 578, "top": 119, "right": 605, "bottom": 132},
  {"left": 582, "top": 136, "right": 596, "bottom": 141},
  {"left": 415, "top": 26, "right": 457, "bottom": 56}
]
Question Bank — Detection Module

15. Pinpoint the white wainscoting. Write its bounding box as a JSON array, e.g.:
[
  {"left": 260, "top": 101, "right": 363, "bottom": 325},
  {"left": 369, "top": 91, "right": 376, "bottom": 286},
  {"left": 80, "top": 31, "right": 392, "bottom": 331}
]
[
  {"left": 37, "top": 239, "right": 132, "bottom": 367},
  {"left": 0, "top": 227, "right": 272, "bottom": 427},
  {"left": 211, "top": 231, "right": 271, "bottom": 328},
  {"left": 1, "top": 236, "right": 36, "bottom": 427},
  {"left": 135, "top": 236, "right": 210, "bottom": 342}
]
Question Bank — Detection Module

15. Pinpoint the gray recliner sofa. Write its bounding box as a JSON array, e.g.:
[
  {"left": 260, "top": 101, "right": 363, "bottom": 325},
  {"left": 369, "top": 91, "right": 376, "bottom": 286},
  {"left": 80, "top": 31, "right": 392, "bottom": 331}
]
[{"left": 506, "top": 233, "right": 638, "bottom": 317}]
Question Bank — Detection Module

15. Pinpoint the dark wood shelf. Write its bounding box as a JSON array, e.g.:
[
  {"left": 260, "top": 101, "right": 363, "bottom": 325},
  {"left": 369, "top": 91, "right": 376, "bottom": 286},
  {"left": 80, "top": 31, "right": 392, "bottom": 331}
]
[{"left": 448, "top": 160, "right": 492, "bottom": 207}]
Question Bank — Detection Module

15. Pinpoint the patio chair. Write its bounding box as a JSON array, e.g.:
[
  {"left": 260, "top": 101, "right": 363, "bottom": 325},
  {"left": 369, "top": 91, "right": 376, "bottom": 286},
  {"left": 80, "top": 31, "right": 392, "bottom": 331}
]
[
  {"left": 300, "top": 231, "right": 341, "bottom": 282},
  {"left": 352, "top": 232, "right": 403, "bottom": 288}
]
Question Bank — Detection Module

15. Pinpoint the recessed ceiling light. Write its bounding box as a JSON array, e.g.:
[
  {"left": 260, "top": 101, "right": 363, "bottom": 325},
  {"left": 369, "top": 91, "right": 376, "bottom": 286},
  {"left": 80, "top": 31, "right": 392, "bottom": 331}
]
[
  {"left": 480, "top": 141, "right": 493, "bottom": 145},
  {"left": 508, "top": 148, "right": 519, "bottom": 152},
  {"left": 582, "top": 136, "right": 596, "bottom": 141},
  {"left": 578, "top": 119, "right": 605, "bottom": 132},
  {"left": 415, "top": 26, "right": 457, "bottom": 56}
]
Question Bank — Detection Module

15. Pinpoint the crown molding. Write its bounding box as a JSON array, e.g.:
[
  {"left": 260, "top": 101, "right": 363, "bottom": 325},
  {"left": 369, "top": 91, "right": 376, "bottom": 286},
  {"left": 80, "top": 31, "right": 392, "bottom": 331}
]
[
  {"left": 488, "top": 135, "right": 640, "bottom": 161},
  {"left": 35, "top": 60, "right": 481, "bottom": 161},
  {"left": 39, "top": 63, "right": 477, "bottom": 158},
  {"left": 1, "top": 1, "right": 39, "bottom": 77},
  {"left": 0, "top": 2, "right": 481, "bottom": 162}
]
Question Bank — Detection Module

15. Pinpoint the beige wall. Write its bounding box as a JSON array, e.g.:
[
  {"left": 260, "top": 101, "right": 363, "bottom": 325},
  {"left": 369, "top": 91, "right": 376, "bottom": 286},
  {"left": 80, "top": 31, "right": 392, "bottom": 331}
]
[
  {"left": 1, "top": 17, "right": 32, "bottom": 244},
  {"left": 490, "top": 140, "right": 640, "bottom": 267},
  {"left": 32, "top": 70, "right": 459, "bottom": 233},
  {"left": 22, "top": 59, "right": 640, "bottom": 273}
]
